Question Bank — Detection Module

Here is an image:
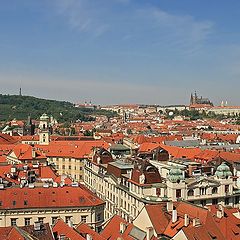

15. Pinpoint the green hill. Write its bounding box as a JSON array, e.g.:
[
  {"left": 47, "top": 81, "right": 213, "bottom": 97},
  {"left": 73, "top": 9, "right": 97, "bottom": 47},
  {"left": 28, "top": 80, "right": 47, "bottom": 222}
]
[{"left": 0, "top": 94, "right": 116, "bottom": 122}]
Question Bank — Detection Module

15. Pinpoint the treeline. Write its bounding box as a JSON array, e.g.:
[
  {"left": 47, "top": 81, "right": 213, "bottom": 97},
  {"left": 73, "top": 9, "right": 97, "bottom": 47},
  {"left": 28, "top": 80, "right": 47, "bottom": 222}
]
[{"left": 0, "top": 94, "right": 116, "bottom": 122}]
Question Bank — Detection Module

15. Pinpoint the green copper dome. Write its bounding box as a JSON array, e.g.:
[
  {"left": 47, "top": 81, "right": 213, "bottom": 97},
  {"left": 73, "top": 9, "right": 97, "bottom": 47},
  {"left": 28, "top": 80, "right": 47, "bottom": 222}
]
[
  {"left": 168, "top": 166, "right": 184, "bottom": 183},
  {"left": 215, "top": 162, "right": 232, "bottom": 179}
]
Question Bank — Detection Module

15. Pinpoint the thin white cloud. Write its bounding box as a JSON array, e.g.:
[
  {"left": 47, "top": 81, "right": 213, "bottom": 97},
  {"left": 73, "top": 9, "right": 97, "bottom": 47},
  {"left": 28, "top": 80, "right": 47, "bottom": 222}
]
[
  {"left": 50, "top": 0, "right": 214, "bottom": 50},
  {"left": 52, "top": 0, "right": 109, "bottom": 36},
  {"left": 136, "top": 7, "right": 214, "bottom": 55}
]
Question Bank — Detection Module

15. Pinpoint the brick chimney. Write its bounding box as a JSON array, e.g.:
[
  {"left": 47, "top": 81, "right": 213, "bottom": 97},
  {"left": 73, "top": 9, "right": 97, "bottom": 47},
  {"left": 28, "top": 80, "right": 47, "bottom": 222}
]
[
  {"left": 167, "top": 201, "right": 173, "bottom": 212},
  {"left": 184, "top": 214, "right": 189, "bottom": 227},
  {"left": 192, "top": 218, "right": 201, "bottom": 227},
  {"left": 32, "top": 147, "right": 36, "bottom": 159},
  {"left": 146, "top": 227, "right": 154, "bottom": 240},
  {"left": 172, "top": 208, "right": 177, "bottom": 223},
  {"left": 120, "top": 222, "right": 127, "bottom": 234}
]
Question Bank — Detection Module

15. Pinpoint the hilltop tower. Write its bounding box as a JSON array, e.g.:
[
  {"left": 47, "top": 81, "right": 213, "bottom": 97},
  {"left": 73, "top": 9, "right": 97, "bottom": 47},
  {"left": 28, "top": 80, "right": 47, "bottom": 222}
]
[{"left": 39, "top": 113, "right": 50, "bottom": 145}]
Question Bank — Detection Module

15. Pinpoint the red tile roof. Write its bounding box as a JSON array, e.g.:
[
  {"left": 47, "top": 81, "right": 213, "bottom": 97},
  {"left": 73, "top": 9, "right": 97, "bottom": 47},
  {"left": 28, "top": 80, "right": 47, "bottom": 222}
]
[
  {"left": 0, "top": 186, "right": 104, "bottom": 210},
  {"left": 53, "top": 219, "right": 85, "bottom": 240},
  {"left": 76, "top": 223, "right": 105, "bottom": 240},
  {"left": 0, "top": 133, "right": 19, "bottom": 145},
  {"left": 145, "top": 204, "right": 170, "bottom": 234},
  {"left": 101, "top": 215, "right": 134, "bottom": 240},
  {"left": 10, "top": 144, "right": 46, "bottom": 161}
]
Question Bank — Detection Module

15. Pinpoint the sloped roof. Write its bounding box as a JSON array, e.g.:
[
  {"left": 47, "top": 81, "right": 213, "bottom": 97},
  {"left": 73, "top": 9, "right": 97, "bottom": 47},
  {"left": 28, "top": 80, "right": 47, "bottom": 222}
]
[
  {"left": 0, "top": 186, "right": 104, "bottom": 210},
  {"left": 76, "top": 223, "right": 105, "bottom": 240},
  {"left": 145, "top": 204, "right": 170, "bottom": 235},
  {"left": 0, "top": 133, "right": 19, "bottom": 144},
  {"left": 53, "top": 219, "right": 84, "bottom": 240}
]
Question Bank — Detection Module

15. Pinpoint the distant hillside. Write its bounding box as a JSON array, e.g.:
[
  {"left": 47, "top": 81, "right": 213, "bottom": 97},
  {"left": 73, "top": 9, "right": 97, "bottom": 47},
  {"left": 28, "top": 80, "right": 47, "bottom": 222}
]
[{"left": 0, "top": 94, "right": 116, "bottom": 122}]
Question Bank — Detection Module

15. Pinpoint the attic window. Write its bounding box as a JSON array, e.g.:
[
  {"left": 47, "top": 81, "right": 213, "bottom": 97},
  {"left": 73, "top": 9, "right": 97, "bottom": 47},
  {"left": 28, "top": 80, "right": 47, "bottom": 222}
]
[
  {"left": 79, "top": 197, "right": 85, "bottom": 203},
  {"left": 208, "top": 232, "right": 217, "bottom": 239},
  {"left": 24, "top": 200, "right": 28, "bottom": 206},
  {"left": 12, "top": 200, "right": 16, "bottom": 206}
]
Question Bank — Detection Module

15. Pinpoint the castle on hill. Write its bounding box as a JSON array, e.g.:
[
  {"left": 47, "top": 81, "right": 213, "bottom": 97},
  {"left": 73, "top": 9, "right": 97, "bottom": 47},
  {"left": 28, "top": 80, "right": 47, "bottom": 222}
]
[{"left": 190, "top": 91, "right": 213, "bottom": 106}]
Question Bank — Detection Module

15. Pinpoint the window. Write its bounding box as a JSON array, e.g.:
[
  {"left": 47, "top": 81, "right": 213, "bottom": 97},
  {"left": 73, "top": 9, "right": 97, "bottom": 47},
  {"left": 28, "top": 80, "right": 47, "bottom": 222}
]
[
  {"left": 12, "top": 200, "right": 16, "bottom": 206},
  {"left": 38, "top": 217, "right": 45, "bottom": 224},
  {"left": 225, "top": 198, "right": 229, "bottom": 205},
  {"left": 0, "top": 201, "right": 2, "bottom": 206},
  {"left": 24, "top": 200, "right": 28, "bottom": 206},
  {"left": 69, "top": 165, "right": 71, "bottom": 170},
  {"left": 200, "top": 187, "right": 206, "bottom": 195},
  {"left": 188, "top": 189, "right": 194, "bottom": 196},
  {"left": 212, "top": 199, "right": 218, "bottom": 205},
  {"left": 200, "top": 200, "right": 206, "bottom": 206},
  {"left": 25, "top": 218, "right": 31, "bottom": 226},
  {"left": 225, "top": 185, "right": 229, "bottom": 193},
  {"left": 11, "top": 218, "right": 17, "bottom": 226},
  {"left": 97, "top": 213, "right": 101, "bottom": 222},
  {"left": 212, "top": 187, "right": 218, "bottom": 194},
  {"left": 81, "top": 215, "right": 87, "bottom": 223},
  {"left": 80, "top": 167, "right": 83, "bottom": 170},
  {"left": 62, "top": 165, "right": 65, "bottom": 170},
  {"left": 176, "top": 189, "right": 181, "bottom": 198},
  {"left": 65, "top": 216, "right": 72, "bottom": 224},
  {"left": 52, "top": 217, "right": 58, "bottom": 225},
  {"left": 235, "top": 196, "right": 239, "bottom": 205}
]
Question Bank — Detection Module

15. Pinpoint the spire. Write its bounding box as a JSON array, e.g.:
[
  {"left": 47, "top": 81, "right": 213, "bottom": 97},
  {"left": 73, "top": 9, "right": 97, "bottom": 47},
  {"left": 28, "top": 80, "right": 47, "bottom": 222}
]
[
  {"left": 19, "top": 87, "right": 22, "bottom": 96},
  {"left": 190, "top": 93, "right": 193, "bottom": 105}
]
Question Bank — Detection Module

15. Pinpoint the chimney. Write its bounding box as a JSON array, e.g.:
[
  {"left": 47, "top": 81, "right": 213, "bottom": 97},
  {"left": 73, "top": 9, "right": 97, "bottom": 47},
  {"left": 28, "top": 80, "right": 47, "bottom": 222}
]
[
  {"left": 172, "top": 208, "right": 177, "bottom": 223},
  {"left": 146, "top": 227, "right": 154, "bottom": 240},
  {"left": 120, "top": 222, "right": 127, "bottom": 233},
  {"left": 216, "top": 205, "right": 224, "bottom": 218},
  {"left": 217, "top": 210, "right": 223, "bottom": 219},
  {"left": 32, "top": 148, "right": 36, "bottom": 159},
  {"left": 59, "top": 234, "right": 65, "bottom": 240},
  {"left": 68, "top": 219, "right": 73, "bottom": 228},
  {"left": 86, "top": 234, "right": 93, "bottom": 240},
  {"left": 184, "top": 214, "right": 189, "bottom": 227},
  {"left": 34, "top": 222, "right": 41, "bottom": 231},
  {"left": 192, "top": 218, "right": 201, "bottom": 227},
  {"left": 167, "top": 201, "right": 173, "bottom": 212}
]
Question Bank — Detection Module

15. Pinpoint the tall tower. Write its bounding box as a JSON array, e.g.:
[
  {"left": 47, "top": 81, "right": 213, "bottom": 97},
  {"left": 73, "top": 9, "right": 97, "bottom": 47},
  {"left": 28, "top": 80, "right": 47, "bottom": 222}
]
[
  {"left": 39, "top": 113, "right": 50, "bottom": 145},
  {"left": 190, "top": 93, "right": 194, "bottom": 105},
  {"left": 19, "top": 87, "right": 22, "bottom": 96}
]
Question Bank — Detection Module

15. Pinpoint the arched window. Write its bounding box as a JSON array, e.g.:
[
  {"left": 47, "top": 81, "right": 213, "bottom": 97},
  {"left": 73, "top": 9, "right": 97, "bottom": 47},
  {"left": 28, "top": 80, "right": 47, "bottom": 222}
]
[
  {"left": 43, "top": 124, "right": 46, "bottom": 129},
  {"left": 212, "top": 187, "right": 218, "bottom": 194},
  {"left": 188, "top": 189, "right": 194, "bottom": 196}
]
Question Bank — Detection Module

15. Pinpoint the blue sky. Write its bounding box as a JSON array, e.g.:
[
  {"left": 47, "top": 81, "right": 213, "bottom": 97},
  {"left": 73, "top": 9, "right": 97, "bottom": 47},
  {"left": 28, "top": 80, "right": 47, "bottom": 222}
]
[{"left": 1, "top": 0, "right": 240, "bottom": 105}]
